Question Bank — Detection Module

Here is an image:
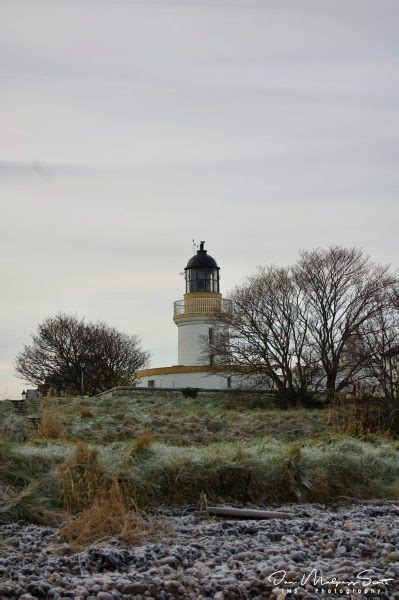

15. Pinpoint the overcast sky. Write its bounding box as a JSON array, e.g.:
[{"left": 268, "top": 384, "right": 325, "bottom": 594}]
[{"left": 0, "top": 0, "right": 398, "bottom": 397}]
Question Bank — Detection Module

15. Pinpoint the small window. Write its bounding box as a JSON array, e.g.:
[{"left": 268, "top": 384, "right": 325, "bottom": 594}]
[
  {"left": 209, "top": 327, "right": 214, "bottom": 343},
  {"left": 209, "top": 354, "right": 214, "bottom": 366},
  {"left": 148, "top": 380, "right": 155, "bottom": 388},
  {"left": 227, "top": 377, "right": 232, "bottom": 388}
]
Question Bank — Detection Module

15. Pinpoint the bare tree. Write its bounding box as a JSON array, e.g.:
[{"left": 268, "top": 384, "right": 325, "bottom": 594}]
[
  {"left": 358, "top": 304, "right": 399, "bottom": 400},
  {"left": 207, "top": 266, "right": 322, "bottom": 406},
  {"left": 294, "top": 246, "right": 397, "bottom": 399},
  {"left": 15, "top": 313, "right": 150, "bottom": 395},
  {"left": 207, "top": 246, "right": 397, "bottom": 403}
]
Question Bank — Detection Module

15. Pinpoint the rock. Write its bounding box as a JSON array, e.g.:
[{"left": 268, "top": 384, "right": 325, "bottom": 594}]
[
  {"left": 165, "top": 581, "right": 181, "bottom": 594},
  {"left": 26, "top": 583, "right": 46, "bottom": 598},
  {"left": 291, "top": 551, "right": 307, "bottom": 563},
  {"left": 339, "top": 560, "right": 354, "bottom": 567},
  {"left": 97, "top": 594, "right": 114, "bottom": 600},
  {"left": 235, "top": 551, "right": 254, "bottom": 561},
  {"left": 48, "top": 589, "right": 66, "bottom": 598},
  {"left": 345, "top": 521, "right": 358, "bottom": 530},
  {"left": 122, "top": 583, "right": 148, "bottom": 594},
  {"left": 158, "top": 555, "right": 177, "bottom": 566},
  {"left": 384, "top": 570, "right": 395, "bottom": 579},
  {"left": 38, "top": 581, "right": 51, "bottom": 593}
]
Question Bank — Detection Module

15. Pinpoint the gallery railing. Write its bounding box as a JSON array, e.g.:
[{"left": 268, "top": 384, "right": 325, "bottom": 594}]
[{"left": 174, "top": 297, "right": 231, "bottom": 317}]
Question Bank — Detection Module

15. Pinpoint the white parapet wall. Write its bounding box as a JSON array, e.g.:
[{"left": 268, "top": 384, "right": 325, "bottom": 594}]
[{"left": 137, "top": 367, "right": 236, "bottom": 390}]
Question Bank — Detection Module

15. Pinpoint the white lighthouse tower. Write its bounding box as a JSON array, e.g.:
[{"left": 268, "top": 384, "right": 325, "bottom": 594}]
[
  {"left": 175, "top": 241, "right": 221, "bottom": 366},
  {"left": 137, "top": 242, "right": 233, "bottom": 389}
]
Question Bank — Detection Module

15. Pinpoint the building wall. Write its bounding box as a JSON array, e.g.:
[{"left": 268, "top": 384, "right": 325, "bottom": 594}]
[
  {"left": 175, "top": 316, "right": 214, "bottom": 365},
  {"left": 138, "top": 370, "right": 235, "bottom": 390}
]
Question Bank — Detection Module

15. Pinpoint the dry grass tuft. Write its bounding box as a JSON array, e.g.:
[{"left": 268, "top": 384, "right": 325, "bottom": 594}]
[
  {"left": 58, "top": 449, "right": 169, "bottom": 551},
  {"left": 58, "top": 443, "right": 104, "bottom": 513},
  {"left": 61, "top": 478, "right": 128, "bottom": 550},
  {"left": 308, "top": 466, "right": 330, "bottom": 502},
  {"left": 283, "top": 442, "right": 307, "bottom": 501},
  {"left": 60, "top": 477, "right": 150, "bottom": 550},
  {"left": 78, "top": 404, "right": 94, "bottom": 419},
  {"left": 130, "top": 430, "right": 153, "bottom": 454},
  {"left": 327, "top": 393, "right": 397, "bottom": 437},
  {"left": 123, "top": 431, "right": 154, "bottom": 466},
  {"left": 37, "top": 410, "right": 65, "bottom": 440}
]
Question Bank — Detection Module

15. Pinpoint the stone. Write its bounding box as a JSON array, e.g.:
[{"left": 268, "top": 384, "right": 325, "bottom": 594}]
[
  {"left": 26, "top": 583, "right": 46, "bottom": 598},
  {"left": 122, "top": 583, "right": 148, "bottom": 594},
  {"left": 345, "top": 522, "right": 358, "bottom": 530},
  {"left": 291, "top": 551, "right": 307, "bottom": 563},
  {"left": 38, "top": 582, "right": 51, "bottom": 592},
  {"left": 47, "top": 588, "right": 66, "bottom": 598},
  {"left": 235, "top": 551, "right": 254, "bottom": 561},
  {"left": 339, "top": 560, "right": 354, "bottom": 567},
  {"left": 165, "top": 581, "right": 181, "bottom": 594},
  {"left": 158, "top": 555, "right": 177, "bottom": 566}
]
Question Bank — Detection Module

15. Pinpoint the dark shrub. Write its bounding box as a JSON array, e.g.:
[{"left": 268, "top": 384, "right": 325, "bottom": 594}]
[{"left": 181, "top": 387, "right": 199, "bottom": 399}]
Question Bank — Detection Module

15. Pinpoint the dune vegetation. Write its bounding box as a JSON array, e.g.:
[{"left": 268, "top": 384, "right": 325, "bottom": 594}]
[{"left": 1, "top": 391, "right": 398, "bottom": 548}]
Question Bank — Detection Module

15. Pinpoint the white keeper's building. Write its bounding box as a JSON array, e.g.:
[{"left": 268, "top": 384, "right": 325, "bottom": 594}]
[{"left": 136, "top": 241, "right": 236, "bottom": 390}]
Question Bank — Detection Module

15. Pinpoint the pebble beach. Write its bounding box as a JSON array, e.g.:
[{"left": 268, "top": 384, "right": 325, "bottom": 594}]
[{"left": 1, "top": 500, "right": 398, "bottom": 599}]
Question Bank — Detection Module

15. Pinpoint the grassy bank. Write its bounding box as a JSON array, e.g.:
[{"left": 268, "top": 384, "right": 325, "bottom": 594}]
[
  {"left": 1, "top": 436, "right": 398, "bottom": 521},
  {"left": 0, "top": 393, "right": 327, "bottom": 445},
  {"left": 1, "top": 392, "right": 398, "bottom": 547}
]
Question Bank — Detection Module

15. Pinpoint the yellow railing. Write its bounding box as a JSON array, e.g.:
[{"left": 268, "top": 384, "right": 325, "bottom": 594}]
[{"left": 174, "top": 297, "right": 231, "bottom": 316}]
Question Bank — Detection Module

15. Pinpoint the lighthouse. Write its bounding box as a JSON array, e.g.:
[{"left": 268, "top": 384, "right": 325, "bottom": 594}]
[
  {"left": 136, "top": 242, "right": 233, "bottom": 389},
  {"left": 175, "top": 241, "right": 221, "bottom": 366}
]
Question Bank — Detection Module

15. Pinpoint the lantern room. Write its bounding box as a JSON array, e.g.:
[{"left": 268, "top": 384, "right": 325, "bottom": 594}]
[{"left": 185, "top": 241, "right": 220, "bottom": 293}]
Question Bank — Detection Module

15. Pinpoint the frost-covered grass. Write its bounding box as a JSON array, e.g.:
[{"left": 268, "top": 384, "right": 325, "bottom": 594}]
[
  {"left": 0, "top": 393, "right": 327, "bottom": 445},
  {"left": 121, "top": 437, "right": 399, "bottom": 505},
  {"left": 1, "top": 436, "right": 398, "bottom": 527},
  {"left": 0, "top": 439, "right": 62, "bottom": 524},
  {"left": 1, "top": 393, "right": 398, "bottom": 532}
]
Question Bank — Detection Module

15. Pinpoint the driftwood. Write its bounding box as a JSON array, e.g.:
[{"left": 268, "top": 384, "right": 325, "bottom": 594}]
[{"left": 207, "top": 506, "right": 294, "bottom": 520}]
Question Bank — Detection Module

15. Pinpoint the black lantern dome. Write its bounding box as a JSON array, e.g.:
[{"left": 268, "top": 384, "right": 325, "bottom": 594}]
[{"left": 185, "top": 241, "right": 220, "bottom": 293}]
